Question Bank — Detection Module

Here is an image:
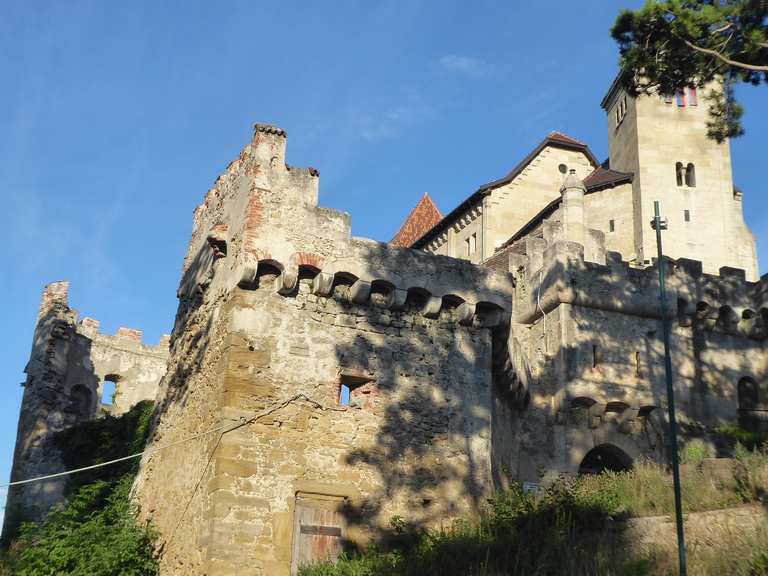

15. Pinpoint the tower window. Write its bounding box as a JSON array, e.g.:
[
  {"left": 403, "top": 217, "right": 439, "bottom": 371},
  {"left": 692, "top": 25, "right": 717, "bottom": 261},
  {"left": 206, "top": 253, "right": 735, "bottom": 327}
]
[
  {"left": 592, "top": 344, "right": 599, "bottom": 368},
  {"left": 615, "top": 96, "right": 628, "bottom": 126},
  {"left": 684, "top": 209, "right": 691, "bottom": 222},
  {"left": 675, "top": 162, "right": 684, "bottom": 186},
  {"left": 685, "top": 163, "right": 696, "bottom": 187},
  {"left": 609, "top": 220, "right": 615, "bottom": 232},
  {"left": 688, "top": 87, "right": 698, "bottom": 106}
]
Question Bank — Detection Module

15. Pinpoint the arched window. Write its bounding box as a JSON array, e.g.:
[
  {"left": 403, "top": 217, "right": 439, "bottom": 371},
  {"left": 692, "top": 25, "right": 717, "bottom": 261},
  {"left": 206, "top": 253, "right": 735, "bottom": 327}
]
[
  {"left": 676, "top": 162, "right": 684, "bottom": 186},
  {"left": 738, "top": 377, "right": 759, "bottom": 411},
  {"left": 685, "top": 163, "right": 696, "bottom": 187},
  {"left": 102, "top": 374, "right": 120, "bottom": 410},
  {"left": 68, "top": 385, "right": 93, "bottom": 420},
  {"left": 579, "top": 444, "right": 633, "bottom": 475}
]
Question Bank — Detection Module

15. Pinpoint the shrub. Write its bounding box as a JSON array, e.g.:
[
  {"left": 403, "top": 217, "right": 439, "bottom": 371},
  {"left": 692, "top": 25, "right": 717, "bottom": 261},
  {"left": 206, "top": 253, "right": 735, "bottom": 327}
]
[
  {"left": 680, "top": 439, "right": 710, "bottom": 466},
  {"left": 2, "top": 402, "right": 159, "bottom": 575}
]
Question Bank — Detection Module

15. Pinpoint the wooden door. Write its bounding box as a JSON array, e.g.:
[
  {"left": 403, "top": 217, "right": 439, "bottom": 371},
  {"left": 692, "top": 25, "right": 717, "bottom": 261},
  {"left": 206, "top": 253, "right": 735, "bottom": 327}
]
[{"left": 290, "top": 494, "right": 346, "bottom": 575}]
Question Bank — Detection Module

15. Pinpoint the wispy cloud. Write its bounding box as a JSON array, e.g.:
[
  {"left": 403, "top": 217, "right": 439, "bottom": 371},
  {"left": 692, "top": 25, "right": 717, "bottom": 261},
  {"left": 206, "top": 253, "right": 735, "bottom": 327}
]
[
  {"left": 438, "top": 54, "right": 496, "bottom": 78},
  {"left": 351, "top": 102, "right": 435, "bottom": 142}
]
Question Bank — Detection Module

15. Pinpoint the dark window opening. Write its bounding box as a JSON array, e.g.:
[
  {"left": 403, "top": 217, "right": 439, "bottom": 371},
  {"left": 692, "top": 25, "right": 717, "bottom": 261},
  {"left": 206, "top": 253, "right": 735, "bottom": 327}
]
[
  {"left": 68, "top": 385, "right": 93, "bottom": 419},
  {"left": 738, "top": 377, "right": 759, "bottom": 411},
  {"left": 635, "top": 351, "right": 641, "bottom": 376},
  {"left": 676, "top": 162, "right": 684, "bottom": 186},
  {"left": 684, "top": 209, "right": 691, "bottom": 222},
  {"left": 592, "top": 344, "right": 599, "bottom": 368},
  {"left": 685, "top": 163, "right": 696, "bottom": 187},
  {"left": 558, "top": 163, "right": 568, "bottom": 174},
  {"left": 609, "top": 219, "right": 615, "bottom": 233}
]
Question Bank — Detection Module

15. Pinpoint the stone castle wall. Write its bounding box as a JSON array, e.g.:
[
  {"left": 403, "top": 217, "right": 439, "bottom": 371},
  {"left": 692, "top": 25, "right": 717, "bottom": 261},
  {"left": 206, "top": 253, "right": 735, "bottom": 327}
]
[{"left": 133, "top": 124, "right": 516, "bottom": 575}]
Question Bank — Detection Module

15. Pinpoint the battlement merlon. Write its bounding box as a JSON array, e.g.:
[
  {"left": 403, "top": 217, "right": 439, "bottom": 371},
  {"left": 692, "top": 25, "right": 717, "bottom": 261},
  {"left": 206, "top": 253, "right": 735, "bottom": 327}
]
[
  {"left": 39, "top": 281, "right": 70, "bottom": 318},
  {"left": 177, "top": 124, "right": 515, "bottom": 323}
]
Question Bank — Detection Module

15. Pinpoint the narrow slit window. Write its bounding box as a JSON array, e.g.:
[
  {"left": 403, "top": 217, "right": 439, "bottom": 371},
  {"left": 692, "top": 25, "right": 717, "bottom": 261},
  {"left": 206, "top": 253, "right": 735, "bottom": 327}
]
[
  {"left": 635, "top": 351, "right": 641, "bottom": 376},
  {"left": 684, "top": 209, "right": 691, "bottom": 222},
  {"left": 676, "top": 90, "right": 686, "bottom": 107},
  {"left": 685, "top": 163, "right": 696, "bottom": 187},
  {"left": 465, "top": 236, "right": 471, "bottom": 259},
  {"left": 609, "top": 219, "right": 615, "bottom": 233},
  {"left": 676, "top": 162, "right": 684, "bottom": 186},
  {"left": 592, "top": 344, "right": 599, "bottom": 368},
  {"left": 339, "top": 384, "right": 351, "bottom": 406}
]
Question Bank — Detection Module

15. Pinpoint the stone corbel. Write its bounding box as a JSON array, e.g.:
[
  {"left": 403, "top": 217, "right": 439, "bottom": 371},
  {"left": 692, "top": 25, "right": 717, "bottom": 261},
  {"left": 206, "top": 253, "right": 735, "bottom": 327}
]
[
  {"left": 422, "top": 296, "right": 442, "bottom": 319},
  {"left": 385, "top": 288, "right": 408, "bottom": 311},
  {"left": 350, "top": 280, "right": 372, "bottom": 305},
  {"left": 312, "top": 272, "right": 334, "bottom": 297},
  {"left": 277, "top": 269, "right": 298, "bottom": 295},
  {"left": 239, "top": 254, "right": 259, "bottom": 286},
  {"left": 457, "top": 302, "right": 476, "bottom": 326}
]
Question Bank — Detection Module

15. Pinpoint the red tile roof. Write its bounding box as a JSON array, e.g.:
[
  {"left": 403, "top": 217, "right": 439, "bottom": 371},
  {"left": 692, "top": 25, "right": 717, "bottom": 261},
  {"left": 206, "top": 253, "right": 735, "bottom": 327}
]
[
  {"left": 546, "top": 130, "right": 588, "bottom": 147},
  {"left": 390, "top": 193, "right": 443, "bottom": 248},
  {"left": 583, "top": 166, "right": 633, "bottom": 190}
]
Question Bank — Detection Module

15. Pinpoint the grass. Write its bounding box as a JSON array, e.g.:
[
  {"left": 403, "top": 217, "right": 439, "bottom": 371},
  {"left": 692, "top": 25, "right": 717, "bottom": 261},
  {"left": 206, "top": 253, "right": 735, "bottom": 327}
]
[{"left": 300, "top": 451, "right": 768, "bottom": 576}]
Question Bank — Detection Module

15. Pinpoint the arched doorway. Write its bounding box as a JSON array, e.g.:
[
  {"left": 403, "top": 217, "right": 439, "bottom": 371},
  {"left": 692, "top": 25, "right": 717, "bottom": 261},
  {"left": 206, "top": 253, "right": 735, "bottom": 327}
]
[{"left": 578, "top": 444, "right": 633, "bottom": 475}]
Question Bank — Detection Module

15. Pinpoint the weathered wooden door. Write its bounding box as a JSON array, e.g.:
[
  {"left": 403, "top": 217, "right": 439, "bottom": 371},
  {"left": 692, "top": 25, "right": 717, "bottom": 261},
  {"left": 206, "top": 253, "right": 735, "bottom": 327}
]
[{"left": 290, "top": 494, "right": 346, "bottom": 575}]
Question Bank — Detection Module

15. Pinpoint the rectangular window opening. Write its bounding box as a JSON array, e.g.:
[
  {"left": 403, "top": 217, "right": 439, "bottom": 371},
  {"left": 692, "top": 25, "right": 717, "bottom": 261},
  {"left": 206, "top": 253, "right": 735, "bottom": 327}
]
[
  {"left": 609, "top": 219, "right": 615, "bottom": 233},
  {"left": 339, "top": 383, "right": 351, "bottom": 406},
  {"left": 684, "top": 209, "right": 691, "bottom": 222},
  {"left": 635, "top": 351, "right": 641, "bottom": 376},
  {"left": 592, "top": 344, "right": 599, "bottom": 368}
]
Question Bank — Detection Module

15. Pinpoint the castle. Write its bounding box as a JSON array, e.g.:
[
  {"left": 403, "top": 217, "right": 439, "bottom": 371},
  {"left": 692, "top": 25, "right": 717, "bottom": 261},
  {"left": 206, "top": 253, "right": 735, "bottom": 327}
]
[{"left": 4, "top": 77, "right": 766, "bottom": 575}]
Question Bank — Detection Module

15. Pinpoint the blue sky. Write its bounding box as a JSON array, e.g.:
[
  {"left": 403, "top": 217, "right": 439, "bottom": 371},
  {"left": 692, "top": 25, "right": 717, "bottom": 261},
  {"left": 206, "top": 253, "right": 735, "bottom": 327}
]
[{"left": 1, "top": 1, "right": 766, "bottom": 516}]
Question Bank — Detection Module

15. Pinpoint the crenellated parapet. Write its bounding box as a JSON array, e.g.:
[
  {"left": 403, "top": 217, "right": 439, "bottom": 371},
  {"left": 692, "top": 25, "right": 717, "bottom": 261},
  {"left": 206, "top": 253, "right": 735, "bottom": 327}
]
[
  {"left": 176, "top": 123, "right": 515, "bottom": 332},
  {"left": 509, "top": 235, "right": 767, "bottom": 340}
]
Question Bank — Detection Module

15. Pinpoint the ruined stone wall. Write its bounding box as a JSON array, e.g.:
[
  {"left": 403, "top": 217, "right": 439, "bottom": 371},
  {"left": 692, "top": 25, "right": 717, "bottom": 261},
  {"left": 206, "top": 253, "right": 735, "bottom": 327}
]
[
  {"left": 133, "top": 124, "right": 515, "bottom": 575},
  {"left": 2, "top": 282, "right": 168, "bottom": 541}
]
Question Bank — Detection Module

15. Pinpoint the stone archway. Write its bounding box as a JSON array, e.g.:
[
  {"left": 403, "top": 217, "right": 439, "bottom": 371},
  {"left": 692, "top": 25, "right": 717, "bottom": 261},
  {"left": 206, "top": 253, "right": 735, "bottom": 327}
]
[{"left": 578, "top": 443, "right": 633, "bottom": 475}]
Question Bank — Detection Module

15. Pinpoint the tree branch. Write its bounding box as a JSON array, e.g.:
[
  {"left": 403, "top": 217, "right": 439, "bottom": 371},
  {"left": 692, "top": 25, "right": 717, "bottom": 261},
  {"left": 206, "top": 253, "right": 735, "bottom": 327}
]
[{"left": 682, "top": 38, "right": 768, "bottom": 72}]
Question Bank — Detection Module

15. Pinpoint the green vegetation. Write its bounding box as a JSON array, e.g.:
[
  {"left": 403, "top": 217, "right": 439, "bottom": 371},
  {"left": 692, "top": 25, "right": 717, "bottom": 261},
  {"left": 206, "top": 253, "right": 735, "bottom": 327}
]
[
  {"left": 1, "top": 402, "right": 159, "bottom": 576},
  {"left": 300, "top": 452, "right": 768, "bottom": 576},
  {"left": 611, "top": 0, "right": 767, "bottom": 141}
]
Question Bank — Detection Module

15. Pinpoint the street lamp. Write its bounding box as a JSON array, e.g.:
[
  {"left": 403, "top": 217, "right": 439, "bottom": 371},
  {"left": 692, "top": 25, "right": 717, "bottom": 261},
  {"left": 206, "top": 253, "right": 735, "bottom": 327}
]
[{"left": 650, "top": 200, "right": 687, "bottom": 576}]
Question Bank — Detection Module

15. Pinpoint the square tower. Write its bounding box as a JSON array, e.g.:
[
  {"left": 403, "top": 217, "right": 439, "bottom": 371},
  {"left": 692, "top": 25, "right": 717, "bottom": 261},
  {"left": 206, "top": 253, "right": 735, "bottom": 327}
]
[{"left": 602, "top": 76, "right": 758, "bottom": 280}]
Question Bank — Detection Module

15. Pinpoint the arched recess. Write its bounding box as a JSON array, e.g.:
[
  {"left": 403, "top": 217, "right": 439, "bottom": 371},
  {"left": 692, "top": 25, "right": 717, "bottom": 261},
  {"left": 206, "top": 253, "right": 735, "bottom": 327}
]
[
  {"left": 738, "top": 377, "right": 759, "bottom": 411},
  {"left": 578, "top": 444, "right": 633, "bottom": 475},
  {"left": 68, "top": 385, "right": 93, "bottom": 420},
  {"left": 685, "top": 163, "right": 696, "bottom": 187}
]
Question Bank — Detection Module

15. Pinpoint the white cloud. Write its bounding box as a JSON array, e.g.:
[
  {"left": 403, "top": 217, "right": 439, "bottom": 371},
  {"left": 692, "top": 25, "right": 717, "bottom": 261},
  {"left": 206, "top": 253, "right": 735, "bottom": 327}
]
[
  {"left": 438, "top": 55, "right": 495, "bottom": 78},
  {"left": 350, "top": 97, "right": 435, "bottom": 143}
]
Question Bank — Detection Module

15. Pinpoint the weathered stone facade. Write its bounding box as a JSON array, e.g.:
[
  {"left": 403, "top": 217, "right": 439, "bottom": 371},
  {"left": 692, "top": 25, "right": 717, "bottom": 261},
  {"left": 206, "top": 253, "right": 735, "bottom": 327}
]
[
  {"left": 4, "top": 76, "right": 766, "bottom": 574},
  {"left": 2, "top": 282, "right": 168, "bottom": 540}
]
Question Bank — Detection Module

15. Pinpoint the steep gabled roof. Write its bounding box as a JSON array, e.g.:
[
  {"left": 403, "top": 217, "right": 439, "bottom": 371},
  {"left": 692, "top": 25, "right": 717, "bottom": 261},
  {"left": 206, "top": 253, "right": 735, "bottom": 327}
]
[
  {"left": 494, "top": 166, "right": 634, "bottom": 252},
  {"left": 411, "top": 132, "right": 600, "bottom": 249},
  {"left": 390, "top": 192, "right": 443, "bottom": 248}
]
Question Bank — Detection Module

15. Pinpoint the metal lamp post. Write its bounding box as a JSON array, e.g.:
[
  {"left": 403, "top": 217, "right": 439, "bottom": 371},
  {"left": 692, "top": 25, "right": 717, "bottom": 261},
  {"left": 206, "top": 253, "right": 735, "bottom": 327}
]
[{"left": 650, "top": 200, "right": 687, "bottom": 576}]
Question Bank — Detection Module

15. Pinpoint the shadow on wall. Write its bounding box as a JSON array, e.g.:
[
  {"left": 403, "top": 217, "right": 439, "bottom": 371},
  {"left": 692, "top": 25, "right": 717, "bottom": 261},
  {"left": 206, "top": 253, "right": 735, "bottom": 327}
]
[{"left": 513, "top": 249, "right": 767, "bottom": 475}]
